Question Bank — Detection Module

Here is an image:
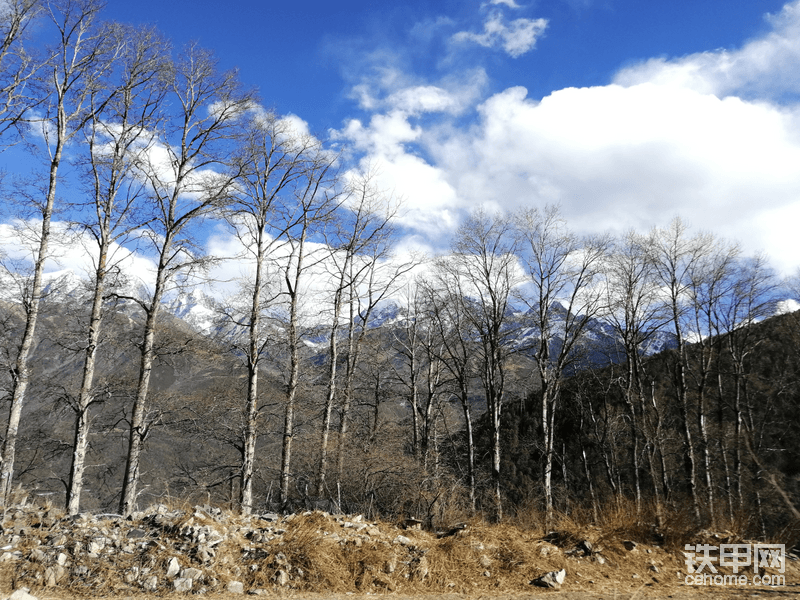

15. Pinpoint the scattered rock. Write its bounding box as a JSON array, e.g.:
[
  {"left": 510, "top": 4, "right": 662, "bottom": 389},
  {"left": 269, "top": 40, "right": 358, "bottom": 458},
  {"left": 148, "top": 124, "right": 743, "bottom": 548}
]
[
  {"left": 6, "top": 588, "right": 38, "bottom": 600},
  {"left": 181, "top": 567, "right": 203, "bottom": 581},
  {"left": 143, "top": 575, "right": 158, "bottom": 591},
  {"left": 623, "top": 540, "right": 637, "bottom": 551},
  {"left": 532, "top": 569, "right": 567, "bottom": 589},
  {"left": 226, "top": 580, "right": 244, "bottom": 594},
  {"left": 174, "top": 577, "right": 193, "bottom": 592},
  {"left": 166, "top": 556, "right": 181, "bottom": 578}
]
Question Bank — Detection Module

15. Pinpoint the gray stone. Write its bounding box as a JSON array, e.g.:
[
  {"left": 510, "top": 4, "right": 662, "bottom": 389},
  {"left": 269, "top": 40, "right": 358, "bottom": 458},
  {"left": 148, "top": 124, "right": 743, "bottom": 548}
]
[
  {"left": 623, "top": 540, "right": 637, "bottom": 551},
  {"left": 174, "top": 577, "right": 193, "bottom": 592},
  {"left": 166, "top": 556, "right": 181, "bottom": 578},
  {"left": 7, "top": 588, "right": 38, "bottom": 600},
  {"left": 532, "top": 569, "right": 567, "bottom": 589},
  {"left": 29, "top": 548, "right": 47, "bottom": 563},
  {"left": 143, "top": 575, "right": 158, "bottom": 591},
  {"left": 124, "top": 567, "right": 139, "bottom": 584},
  {"left": 44, "top": 565, "right": 66, "bottom": 587},
  {"left": 275, "top": 569, "right": 290, "bottom": 586},
  {"left": 0, "top": 552, "right": 20, "bottom": 562},
  {"left": 392, "top": 535, "right": 412, "bottom": 546},
  {"left": 181, "top": 567, "right": 203, "bottom": 581},
  {"left": 226, "top": 581, "right": 244, "bottom": 594},
  {"left": 127, "top": 528, "right": 147, "bottom": 539}
]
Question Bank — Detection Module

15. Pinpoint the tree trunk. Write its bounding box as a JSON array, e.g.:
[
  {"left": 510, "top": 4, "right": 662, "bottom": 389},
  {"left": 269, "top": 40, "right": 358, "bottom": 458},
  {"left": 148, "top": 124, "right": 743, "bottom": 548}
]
[
  {"left": 240, "top": 242, "right": 265, "bottom": 515},
  {"left": 0, "top": 126, "right": 63, "bottom": 502},
  {"left": 67, "top": 245, "right": 108, "bottom": 515},
  {"left": 119, "top": 250, "right": 168, "bottom": 516}
]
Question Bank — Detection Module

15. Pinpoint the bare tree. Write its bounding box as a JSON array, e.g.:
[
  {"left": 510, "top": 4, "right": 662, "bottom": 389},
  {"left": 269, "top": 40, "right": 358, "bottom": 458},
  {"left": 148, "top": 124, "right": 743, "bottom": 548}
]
[
  {"left": 438, "top": 209, "right": 519, "bottom": 521},
  {"left": 117, "top": 43, "right": 252, "bottom": 516},
  {"left": 315, "top": 172, "right": 400, "bottom": 498},
  {"left": 220, "top": 110, "right": 326, "bottom": 515},
  {"left": 0, "top": 0, "right": 42, "bottom": 142},
  {"left": 65, "top": 24, "right": 169, "bottom": 515},
  {"left": 271, "top": 151, "right": 341, "bottom": 506},
  {"left": 646, "top": 217, "right": 715, "bottom": 525},
  {"left": 603, "top": 229, "right": 671, "bottom": 520},
  {"left": 683, "top": 237, "right": 741, "bottom": 526},
  {"left": 1, "top": 0, "right": 120, "bottom": 502},
  {"left": 422, "top": 272, "right": 479, "bottom": 513},
  {"left": 515, "top": 205, "right": 610, "bottom": 527},
  {"left": 714, "top": 254, "right": 775, "bottom": 519}
]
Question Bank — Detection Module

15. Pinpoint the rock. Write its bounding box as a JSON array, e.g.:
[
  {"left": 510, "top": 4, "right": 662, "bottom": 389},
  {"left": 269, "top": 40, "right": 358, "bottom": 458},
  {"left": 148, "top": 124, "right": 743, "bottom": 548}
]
[
  {"left": 44, "top": 565, "right": 66, "bottom": 586},
  {"left": 623, "top": 540, "right": 637, "bottom": 551},
  {"left": 6, "top": 588, "right": 38, "bottom": 600},
  {"left": 143, "top": 575, "right": 158, "bottom": 591},
  {"left": 29, "top": 548, "right": 47, "bottom": 562},
  {"left": 402, "top": 518, "right": 423, "bottom": 530},
  {"left": 127, "top": 528, "right": 147, "bottom": 538},
  {"left": 578, "top": 539, "right": 593, "bottom": 555},
  {"left": 166, "top": 556, "right": 181, "bottom": 578},
  {"left": 196, "top": 545, "right": 215, "bottom": 563},
  {"left": 181, "top": 567, "right": 203, "bottom": 581},
  {"left": 479, "top": 554, "right": 492, "bottom": 568},
  {"left": 437, "top": 522, "right": 468, "bottom": 538},
  {"left": 174, "top": 577, "right": 193, "bottom": 592},
  {"left": 385, "top": 555, "right": 397, "bottom": 574},
  {"left": 124, "top": 567, "right": 139, "bottom": 584},
  {"left": 226, "top": 580, "right": 244, "bottom": 594},
  {"left": 532, "top": 569, "right": 567, "bottom": 589},
  {"left": 260, "top": 513, "right": 279, "bottom": 522},
  {"left": 392, "top": 535, "right": 412, "bottom": 546},
  {"left": 274, "top": 569, "right": 290, "bottom": 586},
  {"left": 593, "top": 554, "right": 606, "bottom": 565}
]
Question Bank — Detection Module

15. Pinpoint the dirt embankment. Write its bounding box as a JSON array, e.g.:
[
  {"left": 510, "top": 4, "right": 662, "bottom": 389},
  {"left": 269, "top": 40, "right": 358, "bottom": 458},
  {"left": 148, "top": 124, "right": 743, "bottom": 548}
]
[{"left": 1, "top": 503, "right": 797, "bottom": 599}]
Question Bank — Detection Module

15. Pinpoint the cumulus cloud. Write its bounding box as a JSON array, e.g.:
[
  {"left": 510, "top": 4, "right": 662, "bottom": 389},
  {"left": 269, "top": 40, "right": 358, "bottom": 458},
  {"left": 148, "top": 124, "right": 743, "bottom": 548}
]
[
  {"left": 614, "top": 0, "right": 800, "bottom": 100},
  {"left": 335, "top": 1, "right": 800, "bottom": 275},
  {"left": 453, "top": 13, "right": 548, "bottom": 57}
]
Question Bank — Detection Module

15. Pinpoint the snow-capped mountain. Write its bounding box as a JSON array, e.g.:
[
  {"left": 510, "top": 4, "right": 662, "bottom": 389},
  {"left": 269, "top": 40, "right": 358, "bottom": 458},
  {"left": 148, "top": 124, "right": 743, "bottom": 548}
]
[
  {"left": 5, "top": 267, "right": 798, "bottom": 370},
  {"left": 166, "top": 289, "right": 218, "bottom": 334}
]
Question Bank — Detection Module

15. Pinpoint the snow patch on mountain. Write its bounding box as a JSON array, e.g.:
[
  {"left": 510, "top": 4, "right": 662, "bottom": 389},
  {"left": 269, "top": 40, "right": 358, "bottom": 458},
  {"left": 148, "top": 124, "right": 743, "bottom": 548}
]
[{"left": 166, "top": 289, "right": 217, "bottom": 334}]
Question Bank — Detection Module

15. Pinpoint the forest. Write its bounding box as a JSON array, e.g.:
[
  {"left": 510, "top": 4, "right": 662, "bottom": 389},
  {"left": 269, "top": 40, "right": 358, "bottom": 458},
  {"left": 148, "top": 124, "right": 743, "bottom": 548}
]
[{"left": 1, "top": 0, "right": 799, "bottom": 542}]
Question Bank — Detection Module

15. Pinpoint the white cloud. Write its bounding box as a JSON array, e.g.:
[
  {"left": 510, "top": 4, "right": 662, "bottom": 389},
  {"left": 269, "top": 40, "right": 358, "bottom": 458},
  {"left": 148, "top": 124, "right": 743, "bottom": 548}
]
[
  {"left": 490, "top": 0, "right": 521, "bottom": 8},
  {"left": 452, "top": 13, "right": 548, "bottom": 58},
  {"left": 332, "top": 1, "right": 800, "bottom": 276},
  {"left": 614, "top": 0, "right": 800, "bottom": 99}
]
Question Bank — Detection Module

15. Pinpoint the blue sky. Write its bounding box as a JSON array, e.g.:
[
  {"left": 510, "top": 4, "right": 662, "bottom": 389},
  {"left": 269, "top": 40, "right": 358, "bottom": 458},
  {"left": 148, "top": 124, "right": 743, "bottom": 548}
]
[{"left": 6, "top": 0, "right": 800, "bottom": 282}]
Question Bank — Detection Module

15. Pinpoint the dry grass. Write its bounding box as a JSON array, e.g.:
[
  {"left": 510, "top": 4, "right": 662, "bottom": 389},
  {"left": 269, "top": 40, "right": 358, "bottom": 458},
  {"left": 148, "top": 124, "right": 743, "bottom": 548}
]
[{"left": 1, "top": 497, "right": 798, "bottom": 598}]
